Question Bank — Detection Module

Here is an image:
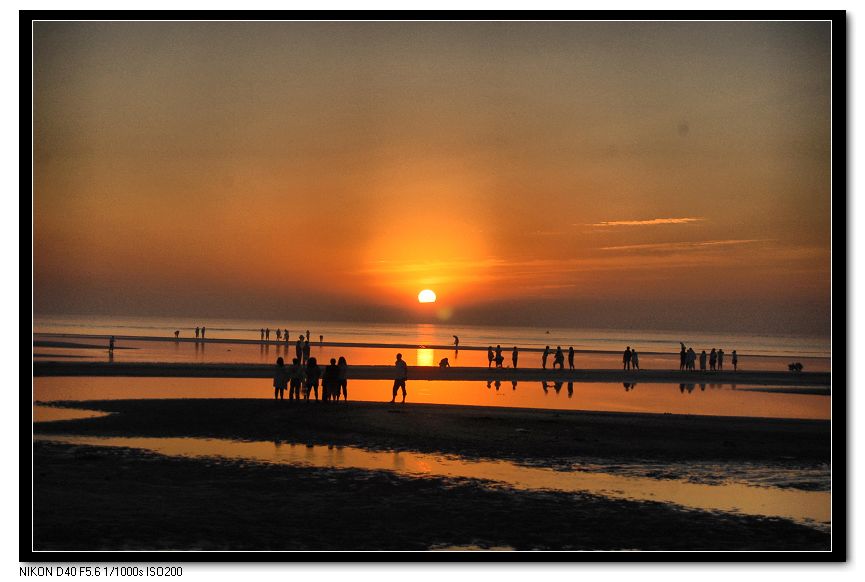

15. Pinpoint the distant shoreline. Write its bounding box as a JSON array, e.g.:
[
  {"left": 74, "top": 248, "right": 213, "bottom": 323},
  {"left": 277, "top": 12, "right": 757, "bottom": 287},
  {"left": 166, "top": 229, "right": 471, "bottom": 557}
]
[
  {"left": 33, "top": 333, "right": 830, "bottom": 359},
  {"left": 32, "top": 361, "right": 831, "bottom": 387}
]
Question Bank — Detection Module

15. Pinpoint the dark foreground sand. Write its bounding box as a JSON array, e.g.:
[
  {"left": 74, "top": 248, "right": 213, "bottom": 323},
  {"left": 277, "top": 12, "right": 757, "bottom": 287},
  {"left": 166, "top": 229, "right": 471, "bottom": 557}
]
[{"left": 32, "top": 400, "right": 831, "bottom": 551}]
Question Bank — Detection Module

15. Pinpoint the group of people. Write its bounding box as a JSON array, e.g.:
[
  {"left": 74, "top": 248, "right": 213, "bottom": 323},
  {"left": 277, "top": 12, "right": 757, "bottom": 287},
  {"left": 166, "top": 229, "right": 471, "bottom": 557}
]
[
  {"left": 272, "top": 355, "right": 349, "bottom": 401},
  {"left": 679, "top": 343, "right": 738, "bottom": 372},
  {"left": 622, "top": 346, "right": 640, "bottom": 370},
  {"left": 260, "top": 328, "right": 323, "bottom": 346},
  {"left": 541, "top": 346, "right": 575, "bottom": 370}
]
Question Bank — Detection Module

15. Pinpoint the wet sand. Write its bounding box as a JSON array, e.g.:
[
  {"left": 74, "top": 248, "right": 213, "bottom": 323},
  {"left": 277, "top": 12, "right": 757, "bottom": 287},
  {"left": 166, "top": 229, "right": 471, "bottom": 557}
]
[
  {"left": 32, "top": 400, "right": 831, "bottom": 551},
  {"left": 33, "top": 361, "right": 831, "bottom": 387}
]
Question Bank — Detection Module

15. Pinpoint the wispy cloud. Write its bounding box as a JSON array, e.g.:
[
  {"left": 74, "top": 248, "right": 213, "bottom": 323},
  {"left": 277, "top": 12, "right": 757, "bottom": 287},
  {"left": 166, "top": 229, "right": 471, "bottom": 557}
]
[
  {"left": 591, "top": 217, "right": 705, "bottom": 227},
  {"left": 600, "top": 239, "right": 766, "bottom": 252}
]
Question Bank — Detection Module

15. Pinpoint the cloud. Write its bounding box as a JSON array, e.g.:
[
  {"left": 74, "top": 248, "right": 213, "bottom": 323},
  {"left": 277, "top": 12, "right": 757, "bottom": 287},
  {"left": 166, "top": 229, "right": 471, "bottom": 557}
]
[
  {"left": 591, "top": 217, "right": 705, "bottom": 227},
  {"left": 600, "top": 239, "right": 766, "bottom": 252}
]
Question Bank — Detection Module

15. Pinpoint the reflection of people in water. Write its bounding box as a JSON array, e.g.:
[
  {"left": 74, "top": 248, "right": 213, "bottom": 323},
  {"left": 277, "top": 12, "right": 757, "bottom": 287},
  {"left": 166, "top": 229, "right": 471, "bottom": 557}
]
[
  {"left": 553, "top": 381, "right": 563, "bottom": 394},
  {"left": 567, "top": 381, "right": 573, "bottom": 398},
  {"left": 494, "top": 380, "right": 501, "bottom": 391},
  {"left": 541, "top": 381, "right": 550, "bottom": 394},
  {"left": 624, "top": 382, "right": 632, "bottom": 391},
  {"left": 511, "top": 380, "right": 518, "bottom": 391}
]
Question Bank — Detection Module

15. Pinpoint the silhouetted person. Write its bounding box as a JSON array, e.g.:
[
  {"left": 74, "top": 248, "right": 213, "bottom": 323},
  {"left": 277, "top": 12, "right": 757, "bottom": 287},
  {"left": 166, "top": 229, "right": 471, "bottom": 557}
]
[
  {"left": 717, "top": 349, "right": 725, "bottom": 371},
  {"left": 631, "top": 349, "right": 640, "bottom": 370},
  {"left": 108, "top": 336, "right": 115, "bottom": 354},
  {"left": 709, "top": 348, "right": 717, "bottom": 371},
  {"left": 699, "top": 350, "right": 707, "bottom": 371},
  {"left": 285, "top": 331, "right": 290, "bottom": 345},
  {"left": 453, "top": 335, "right": 459, "bottom": 349},
  {"left": 304, "top": 357, "right": 321, "bottom": 401},
  {"left": 732, "top": 350, "right": 738, "bottom": 371},
  {"left": 273, "top": 357, "right": 288, "bottom": 400},
  {"left": 495, "top": 345, "right": 503, "bottom": 368},
  {"left": 439, "top": 357, "right": 450, "bottom": 368},
  {"left": 195, "top": 327, "right": 200, "bottom": 339},
  {"left": 391, "top": 353, "right": 408, "bottom": 403},
  {"left": 337, "top": 356, "right": 349, "bottom": 400},
  {"left": 288, "top": 358, "right": 304, "bottom": 400},
  {"left": 623, "top": 346, "right": 631, "bottom": 370},
  {"left": 553, "top": 346, "right": 564, "bottom": 369},
  {"left": 512, "top": 346, "right": 519, "bottom": 369},
  {"left": 687, "top": 347, "right": 696, "bottom": 371},
  {"left": 487, "top": 346, "right": 494, "bottom": 368},
  {"left": 302, "top": 339, "right": 311, "bottom": 366},
  {"left": 174, "top": 330, "right": 180, "bottom": 339},
  {"left": 568, "top": 346, "right": 575, "bottom": 370},
  {"left": 260, "top": 328, "right": 265, "bottom": 341},
  {"left": 201, "top": 326, "right": 206, "bottom": 339},
  {"left": 265, "top": 328, "right": 270, "bottom": 341},
  {"left": 276, "top": 328, "right": 282, "bottom": 341},
  {"left": 319, "top": 334, "right": 323, "bottom": 346},
  {"left": 542, "top": 346, "right": 550, "bottom": 369},
  {"left": 323, "top": 358, "right": 340, "bottom": 401},
  {"left": 296, "top": 335, "right": 304, "bottom": 362},
  {"left": 679, "top": 345, "right": 686, "bottom": 370},
  {"left": 306, "top": 329, "right": 310, "bottom": 342}
]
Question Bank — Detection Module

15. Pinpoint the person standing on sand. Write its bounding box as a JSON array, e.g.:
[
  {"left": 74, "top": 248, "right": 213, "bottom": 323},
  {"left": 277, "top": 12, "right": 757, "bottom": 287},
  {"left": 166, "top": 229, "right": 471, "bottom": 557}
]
[
  {"left": 487, "top": 346, "right": 494, "bottom": 368},
  {"left": 453, "top": 335, "right": 459, "bottom": 349},
  {"left": 285, "top": 331, "right": 290, "bottom": 345},
  {"left": 337, "top": 356, "right": 348, "bottom": 400},
  {"left": 320, "top": 334, "right": 324, "bottom": 346},
  {"left": 302, "top": 339, "right": 311, "bottom": 365},
  {"left": 699, "top": 350, "right": 707, "bottom": 371},
  {"left": 718, "top": 349, "right": 725, "bottom": 371},
  {"left": 542, "top": 346, "right": 550, "bottom": 369},
  {"left": 679, "top": 345, "right": 686, "bottom": 370},
  {"left": 304, "top": 357, "right": 321, "bottom": 401},
  {"left": 174, "top": 330, "right": 180, "bottom": 339},
  {"left": 323, "top": 358, "right": 340, "bottom": 401},
  {"left": 623, "top": 346, "right": 632, "bottom": 370},
  {"left": 391, "top": 353, "right": 408, "bottom": 403},
  {"left": 288, "top": 357, "right": 304, "bottom": 401},
  {"left": 201, "top": 326, "right": 206, "bottom": 339},
  {"left": 631, "top": 349, "right": 640, "bottom": 370},
  {"left": 568, "top": 346, "right": 575, "bottom": 370},
  {"left": 512, "top": 346, "right": 519, "bottom": 369},
  {"left": 276, "top": 328, "right": 282, "bottom": 341},
  {"left": 265, "top": 328, "right": 270, "bottom": 341},
  {"left": 195, "top": 327, "right": 200, "bottom": 339},
  {"left": 109, "top": 336, "right": 115, "bottom": 354},
  {"left": 260, "top": 328, "right": 265, "bottom": 341},
  {"left": 273, "top": 357, "right": 288, "bottom": 400},
  {"left": 296, "top": 335, "right": 304, "bottom": 362},
  {"left": 709, "top": 348, "right": 717, "bottom": 371},
  {"left": 732, "top": 350, "right": 738, "bottom": 371},
  {"left": 554, "top": 346, "right": 564, "bottom": 369},
  {"left": 495, "top": 345, "right": 503, "bottom": 368},
  {"left": 306, "top": 330, "right": 310, "bottom": 342}
]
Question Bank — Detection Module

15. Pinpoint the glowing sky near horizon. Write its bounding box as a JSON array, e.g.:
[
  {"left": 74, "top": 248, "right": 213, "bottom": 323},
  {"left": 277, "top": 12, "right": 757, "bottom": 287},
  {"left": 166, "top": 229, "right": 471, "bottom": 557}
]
[{"left": 33, "top": 21, "right": 832, "bottom": 334}]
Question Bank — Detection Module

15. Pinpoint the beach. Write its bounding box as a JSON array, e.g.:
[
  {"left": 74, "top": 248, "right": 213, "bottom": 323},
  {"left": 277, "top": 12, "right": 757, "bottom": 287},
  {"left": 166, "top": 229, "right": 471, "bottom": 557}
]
[{"left": 33, "top": 399, "right": 831, "bottom": 551}]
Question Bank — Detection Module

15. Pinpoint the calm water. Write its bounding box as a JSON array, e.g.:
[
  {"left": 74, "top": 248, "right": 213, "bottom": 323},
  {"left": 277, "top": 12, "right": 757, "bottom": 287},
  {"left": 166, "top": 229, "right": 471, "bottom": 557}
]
[
  {"left": 33, "top": 314, "right": 831, "bottom": 359},
  {"left": 33, "top": 377, "right": 830, "bottom": 420},
  {"left": 32, "top": 434, "right": 830, "bottom": 529}
]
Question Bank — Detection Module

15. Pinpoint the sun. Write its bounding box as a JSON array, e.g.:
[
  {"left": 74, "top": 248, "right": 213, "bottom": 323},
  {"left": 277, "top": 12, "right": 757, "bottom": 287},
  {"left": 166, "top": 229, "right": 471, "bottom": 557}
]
[{"left": 418, "top": 289, "right": 437, "bottom": 303}]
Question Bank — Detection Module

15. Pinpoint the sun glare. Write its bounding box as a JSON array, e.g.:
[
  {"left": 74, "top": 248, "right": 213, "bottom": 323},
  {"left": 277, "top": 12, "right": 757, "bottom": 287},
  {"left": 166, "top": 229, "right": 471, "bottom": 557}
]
[{"left": 418, "top": 289, "right": 437, "bottom": 303}]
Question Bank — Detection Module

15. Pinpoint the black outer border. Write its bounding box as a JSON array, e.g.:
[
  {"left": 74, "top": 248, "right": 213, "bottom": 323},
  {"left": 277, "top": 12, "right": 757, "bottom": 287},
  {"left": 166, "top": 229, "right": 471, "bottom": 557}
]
[{"left": 22, "top": 9, "right": 847, "bottom": 564}]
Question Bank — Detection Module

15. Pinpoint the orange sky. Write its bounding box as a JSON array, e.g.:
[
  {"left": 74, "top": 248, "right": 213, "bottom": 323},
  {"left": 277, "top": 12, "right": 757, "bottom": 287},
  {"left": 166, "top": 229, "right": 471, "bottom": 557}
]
[{"left": 33, "top": 21, "right": 832, "bottom": 334}]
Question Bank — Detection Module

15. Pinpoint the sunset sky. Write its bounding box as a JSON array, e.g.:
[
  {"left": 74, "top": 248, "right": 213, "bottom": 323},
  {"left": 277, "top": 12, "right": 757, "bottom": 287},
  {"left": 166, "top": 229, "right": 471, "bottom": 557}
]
[{"left": 32, "top": 21, "right": 832, "bottom": 334}]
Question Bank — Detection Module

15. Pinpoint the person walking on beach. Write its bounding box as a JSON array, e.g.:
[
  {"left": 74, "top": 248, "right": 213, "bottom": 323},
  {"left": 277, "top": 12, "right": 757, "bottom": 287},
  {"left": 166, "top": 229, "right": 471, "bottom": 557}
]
[
  {"left": 553, "top": 346, "right": 564, "bottom": 369},
  {"left": 487, "top": 346, "right": 494, "bottom": 368},
  {"left": 568, "top": 346, "right": 575, "bottom": 370},
  {"left": 273, "top": 357, "right": 288, "bottom": 400},
  {"left": 304, "top": 357, "right": 321, "bottom": 401},
  {"left": 512, "top": 346, "right": 519, "bottom": 369},
  {"left": 542, "top": 346, "right": 550, "bottom": 369},
  {"left": 195, "top": 327, "right": 200, "bottom": 339},
  {"left": 337, "top": 356, "right": 349, "bottom": 400},
  {"left": 495, "top": 345, "right": 504, "bottom": 368},
  {"left": 288, "top": 357, "right": 304, "bottom": 401},
  {"left": 699, "top": 350, "right": 707, "bottom": 371},
  {"left": 623, "top": 346, "right": 632, "bottom": 370},
  {"left": 709, "top": 348, "right": 717, "bottom": 371},
  {"left": 302, "top": 339, "right": 311, "bottom": 365},
  {"left": 732, "top": 350, "right": 738, "bottom": 371},
  {"left": 718, "top": 349, "right": 725, "bottom": 371},
  {"left": 323, "top": 358, "right": 340, "bottom": 401},
  {"left": 295, "top": 335, "right": 304, "bottom": 362},
  {"left": 391, "top": 353, "right": 408, "bottom": 403},
  {"left": 631, "top": 349, "right": 640, "bottom": 370}
]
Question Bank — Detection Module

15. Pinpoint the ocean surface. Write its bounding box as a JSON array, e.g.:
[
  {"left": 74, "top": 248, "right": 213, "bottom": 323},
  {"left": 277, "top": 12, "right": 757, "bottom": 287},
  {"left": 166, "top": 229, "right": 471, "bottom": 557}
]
[{"left": 33, "top": 314, "right": 831, "bottom": 358}]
